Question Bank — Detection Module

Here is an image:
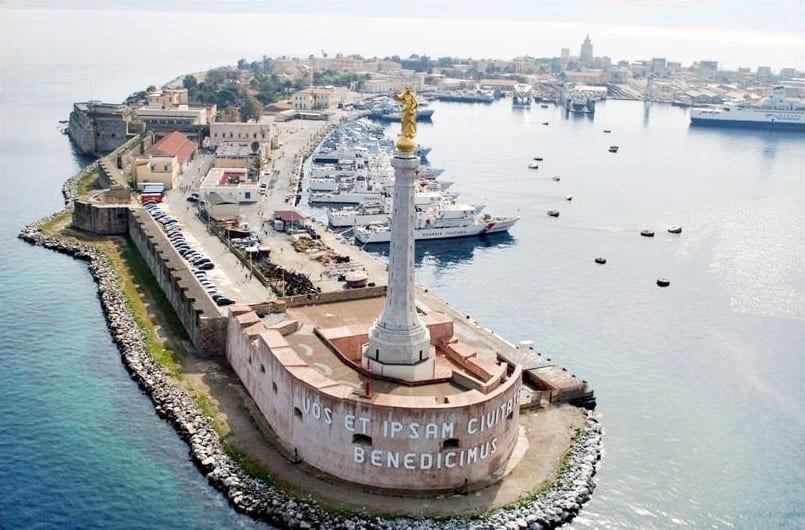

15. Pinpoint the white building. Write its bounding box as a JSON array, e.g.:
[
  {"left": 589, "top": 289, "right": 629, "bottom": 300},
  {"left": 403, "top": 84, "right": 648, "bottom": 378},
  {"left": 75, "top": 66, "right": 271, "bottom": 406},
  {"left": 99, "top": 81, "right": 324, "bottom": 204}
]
[{"left": 199, "top": 167, "right": 259, "bottom": 204}]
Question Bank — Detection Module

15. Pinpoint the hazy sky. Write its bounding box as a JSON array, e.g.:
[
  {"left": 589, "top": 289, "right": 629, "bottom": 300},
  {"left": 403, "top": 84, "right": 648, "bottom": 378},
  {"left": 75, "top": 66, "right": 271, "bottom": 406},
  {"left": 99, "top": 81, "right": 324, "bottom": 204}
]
[
  {"left": 41, "top": 0, "right": 803, "bottom": 34},
  {"left": 5, "top": 1, "right": 805, "bottom": 70}
]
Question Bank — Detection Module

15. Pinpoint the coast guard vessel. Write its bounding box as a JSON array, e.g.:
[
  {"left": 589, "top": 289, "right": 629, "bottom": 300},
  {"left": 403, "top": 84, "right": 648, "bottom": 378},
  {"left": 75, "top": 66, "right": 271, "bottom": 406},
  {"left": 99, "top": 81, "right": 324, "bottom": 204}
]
[
  {"left": 690, "top": 86, "right": 805, "bottom": 131},
  {"left": 354, "top": 200, "right": 518, "bottom": 244}
]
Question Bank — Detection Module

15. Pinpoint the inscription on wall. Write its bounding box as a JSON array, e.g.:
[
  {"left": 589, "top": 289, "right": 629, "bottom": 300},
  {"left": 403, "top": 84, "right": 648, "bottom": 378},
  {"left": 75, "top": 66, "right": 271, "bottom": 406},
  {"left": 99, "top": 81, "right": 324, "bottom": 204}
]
[{"left": 299, "top": 387, "right": 520, "bottom": 471}]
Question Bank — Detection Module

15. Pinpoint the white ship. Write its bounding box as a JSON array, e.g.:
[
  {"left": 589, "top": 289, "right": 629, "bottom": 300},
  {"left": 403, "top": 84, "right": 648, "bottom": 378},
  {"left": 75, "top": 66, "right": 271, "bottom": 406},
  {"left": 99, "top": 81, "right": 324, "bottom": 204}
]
[
  {"left": 353, "top": 200, "right": 518, "bottom": 244},
  {"left": 512, "top": 83, "right": 533, "bottom": 108},
  {"left": 327, "top": 201, "right": 389, "bottom": 228},
  {"left": 690, "top": 86, "right": 805, "bottom": 131},
  {"left": 327, "top": 188, "right": 458, "bottom": 227}
]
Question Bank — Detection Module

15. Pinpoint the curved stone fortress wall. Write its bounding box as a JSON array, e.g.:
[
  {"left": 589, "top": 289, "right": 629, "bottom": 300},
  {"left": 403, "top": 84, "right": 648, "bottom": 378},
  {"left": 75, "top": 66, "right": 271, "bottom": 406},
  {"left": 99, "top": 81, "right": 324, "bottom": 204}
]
[{"left": 227, "top": 306, "right": 523, "bottom": 493}]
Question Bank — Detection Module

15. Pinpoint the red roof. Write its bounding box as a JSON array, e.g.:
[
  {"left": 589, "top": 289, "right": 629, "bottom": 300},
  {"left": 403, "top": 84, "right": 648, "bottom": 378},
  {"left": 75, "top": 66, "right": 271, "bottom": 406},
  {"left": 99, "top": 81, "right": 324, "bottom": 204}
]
[
  {"left": 151, "top": 131, "right": 196, "bottom": 164},
  {"left": 273, "top": 210, "right": 306, "bottom": 222}
]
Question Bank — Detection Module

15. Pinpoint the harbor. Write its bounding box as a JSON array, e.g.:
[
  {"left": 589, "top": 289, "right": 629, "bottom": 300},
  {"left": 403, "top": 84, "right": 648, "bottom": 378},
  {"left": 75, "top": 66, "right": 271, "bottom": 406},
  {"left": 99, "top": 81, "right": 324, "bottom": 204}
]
[{"left": 4, "top": 4, "right": 805, "bottom": 527}]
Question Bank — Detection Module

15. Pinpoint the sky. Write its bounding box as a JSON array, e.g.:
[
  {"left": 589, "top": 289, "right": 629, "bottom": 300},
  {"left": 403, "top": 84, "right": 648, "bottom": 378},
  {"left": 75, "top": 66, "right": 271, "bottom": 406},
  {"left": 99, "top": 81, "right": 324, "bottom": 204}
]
[{"left": 4, "top": 1, "right": 805, "bottom": 70}]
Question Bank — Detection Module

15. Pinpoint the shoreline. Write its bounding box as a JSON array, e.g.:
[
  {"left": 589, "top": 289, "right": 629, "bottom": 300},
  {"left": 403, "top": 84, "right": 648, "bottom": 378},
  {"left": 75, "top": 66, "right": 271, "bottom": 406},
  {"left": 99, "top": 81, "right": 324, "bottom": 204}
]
[{"left": 18, "top": 151, "right": 602, "bottom": 528}]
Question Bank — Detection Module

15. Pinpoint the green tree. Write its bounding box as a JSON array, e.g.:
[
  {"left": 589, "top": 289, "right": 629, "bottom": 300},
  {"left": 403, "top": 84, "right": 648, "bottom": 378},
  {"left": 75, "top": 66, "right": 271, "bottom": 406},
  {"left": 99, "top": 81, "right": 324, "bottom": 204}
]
[
  {"left": 242, "top": 95, "right": 264, "bottom": 122},
  {"left": 183, "top": 75, "right": 198, "bottom": 90}
]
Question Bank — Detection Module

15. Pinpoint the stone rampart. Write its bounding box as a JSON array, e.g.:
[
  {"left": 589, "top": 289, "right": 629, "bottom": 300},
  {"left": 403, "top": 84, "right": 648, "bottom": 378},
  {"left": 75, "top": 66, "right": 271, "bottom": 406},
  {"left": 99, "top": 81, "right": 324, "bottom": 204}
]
[
  {"left": 282, "top": 285, "right": 387, "bottom": 307},
  {"left": 128, "top": 209, "right": 227, "bottom": 355},
  {"left": 98, "top": 133, "right": 153, "bottom": 189},
  {"left": 227, "top": 305, "right": 523, "bottom": 493}
]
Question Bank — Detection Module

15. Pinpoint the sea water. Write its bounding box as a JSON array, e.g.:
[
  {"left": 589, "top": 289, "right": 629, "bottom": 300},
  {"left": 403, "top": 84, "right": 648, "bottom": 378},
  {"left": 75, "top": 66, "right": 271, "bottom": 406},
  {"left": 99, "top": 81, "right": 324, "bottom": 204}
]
[{"left": 2, "top": 5, "right": 804, "bottom": 530}]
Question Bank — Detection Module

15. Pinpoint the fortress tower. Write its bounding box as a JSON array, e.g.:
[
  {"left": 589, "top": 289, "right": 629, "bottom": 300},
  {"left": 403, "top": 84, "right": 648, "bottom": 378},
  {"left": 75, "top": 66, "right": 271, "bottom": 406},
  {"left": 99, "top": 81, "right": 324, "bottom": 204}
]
[{"left": 362, "top": 87, "right": 435, "bottom": 382}]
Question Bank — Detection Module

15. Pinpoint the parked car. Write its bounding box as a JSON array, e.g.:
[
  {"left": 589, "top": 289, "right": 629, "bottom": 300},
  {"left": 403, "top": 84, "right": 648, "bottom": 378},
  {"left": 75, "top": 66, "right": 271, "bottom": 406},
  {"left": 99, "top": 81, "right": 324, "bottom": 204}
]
[
  {"left": 216, "top": 297, "right": 235, "bottom": 306},
  {"left": 196, "top": 262, "right": 215, "bottom": 270}
]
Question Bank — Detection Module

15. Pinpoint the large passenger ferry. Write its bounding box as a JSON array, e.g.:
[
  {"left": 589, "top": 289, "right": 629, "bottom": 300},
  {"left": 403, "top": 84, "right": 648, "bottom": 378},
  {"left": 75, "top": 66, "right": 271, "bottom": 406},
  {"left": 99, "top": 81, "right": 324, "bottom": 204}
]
[{"left": 690, "top": 86, "right": 805, "bottom": 131}]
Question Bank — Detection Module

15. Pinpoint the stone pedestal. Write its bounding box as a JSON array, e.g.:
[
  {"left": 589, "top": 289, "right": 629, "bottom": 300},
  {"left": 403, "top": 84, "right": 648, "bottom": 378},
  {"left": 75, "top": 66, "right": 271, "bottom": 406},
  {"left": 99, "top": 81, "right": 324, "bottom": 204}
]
[{"left": 362, "top": 153, "right": 434, "bottom": 382}]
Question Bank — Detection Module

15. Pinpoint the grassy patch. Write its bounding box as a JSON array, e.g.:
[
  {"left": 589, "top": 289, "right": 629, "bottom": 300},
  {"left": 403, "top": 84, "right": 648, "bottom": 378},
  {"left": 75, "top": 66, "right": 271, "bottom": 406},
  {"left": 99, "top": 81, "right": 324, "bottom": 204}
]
[
  {"left": 193, "top": 390, "right": 229, "bottom": 437},
  {"left": 40, "top": 210, "right": 72, "bottom": 233},
  {"left": 76, "top": 166, "right": 99, "bottom": 196},
  {"left": 223, "top": 443, "right": 275, "bottom": 485}
]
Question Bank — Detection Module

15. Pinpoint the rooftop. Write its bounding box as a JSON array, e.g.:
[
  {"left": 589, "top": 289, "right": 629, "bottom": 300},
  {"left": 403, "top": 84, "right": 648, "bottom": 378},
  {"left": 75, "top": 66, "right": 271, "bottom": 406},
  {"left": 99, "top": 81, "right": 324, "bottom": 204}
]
[{"left": 151, "top": 131, "right": 196, "bottom": 163}]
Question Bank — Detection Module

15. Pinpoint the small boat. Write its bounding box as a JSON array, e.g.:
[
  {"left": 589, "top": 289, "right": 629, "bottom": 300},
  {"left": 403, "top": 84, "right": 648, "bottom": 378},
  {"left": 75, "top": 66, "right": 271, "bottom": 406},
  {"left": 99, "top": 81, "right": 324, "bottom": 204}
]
[
  {"left": 58, "top": 119, "right": 68, "bottom": 124},
  {"left": 594, "top": 257, "right": 607, "bottom": 264},
  {"left": 540, "top": 104, "right": 549, "bottom": 108},
  {"left": 528, "top": 162, "right": 540, "bottom": 169},
  {"left": 656, "top": 277, "right": 670, "bottom": 287},
  {"left": 609, "top": 145, "right": 619, "bottom": 153},
  {"left": 563, "top": 194, "right": 573, "bottom": 201},
  {"left": 533, "top": 156, "right": 543, "bottom": 161},
  {"left": 667, "top": 225, "right": 682, "bottom": 234},
  {"left": 603, "top": 129, "right": 611, "bottom": 133},
  {"left": 640, "top": 229, "right": 655, "bottom": 237},
  {"left": 547, "top": 210, "right": 560, "bottom": 217},
  {"left": 552, "top": 175, "right": 561, "bottom": 182},
  {"left": 541, "top": 121, "right": 549, "bottom": 125}
]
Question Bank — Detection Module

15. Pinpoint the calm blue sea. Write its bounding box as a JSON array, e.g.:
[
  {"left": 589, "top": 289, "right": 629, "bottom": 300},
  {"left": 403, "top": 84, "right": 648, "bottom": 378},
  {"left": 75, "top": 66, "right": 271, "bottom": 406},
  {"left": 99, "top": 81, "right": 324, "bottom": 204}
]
[{"left": 2, "top": 5, "right": 803, "bottom": 530}]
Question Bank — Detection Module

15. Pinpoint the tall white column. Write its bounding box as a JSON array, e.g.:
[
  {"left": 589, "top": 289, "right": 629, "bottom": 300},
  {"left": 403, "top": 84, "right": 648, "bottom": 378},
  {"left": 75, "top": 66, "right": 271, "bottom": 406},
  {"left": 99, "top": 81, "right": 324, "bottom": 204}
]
[{"left": 363, "top": 153, "right": 433, "bottom": 381}]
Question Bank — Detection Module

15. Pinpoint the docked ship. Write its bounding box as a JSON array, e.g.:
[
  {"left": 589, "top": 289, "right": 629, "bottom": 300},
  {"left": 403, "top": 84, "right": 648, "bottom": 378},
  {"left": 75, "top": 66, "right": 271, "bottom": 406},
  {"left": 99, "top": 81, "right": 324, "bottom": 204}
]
[
  {"left": 432, "top": 90, "right": 495, "bottom": 103},
  {"left": 327, "top": 187, "right": 457, "bottom": 227},
  {"left": 512, "top": 83, "right": 533, "bottom": 108},
  {"left": 561, "top": 91, "right": 595, "bottom": 114},
  {"left": 690, "top": 86, "right": 805, "bottom": 131},
  {"left": 369, "top": 103, "right": 434, "bottom": 122},
  {"left": 353, "top": 200, "right": 519, "bottom": 244}
]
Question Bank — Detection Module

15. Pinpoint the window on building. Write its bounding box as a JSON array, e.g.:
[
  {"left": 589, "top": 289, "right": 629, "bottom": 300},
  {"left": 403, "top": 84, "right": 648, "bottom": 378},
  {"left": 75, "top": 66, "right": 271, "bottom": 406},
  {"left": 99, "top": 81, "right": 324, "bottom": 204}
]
[
  {"left": 352, "top": 434, "right": 372, "bottom": 446},
  {"left": 260, "top": 363, "right": 265, "bottom": 373},
  {"left": 272, "top": 381, "right": 277, "bottom": 393},
  {"left": 294, "top": 407, "right": 303, "bottom": 419},
  {"left": 442, "top": 438, "right": 460, "bottom": 450},
  {"left": 245, "top": 192, "right": 251, "bottom": 199},
  {"left": 507, "top": 410, "right": 514, "bottom": 420}
]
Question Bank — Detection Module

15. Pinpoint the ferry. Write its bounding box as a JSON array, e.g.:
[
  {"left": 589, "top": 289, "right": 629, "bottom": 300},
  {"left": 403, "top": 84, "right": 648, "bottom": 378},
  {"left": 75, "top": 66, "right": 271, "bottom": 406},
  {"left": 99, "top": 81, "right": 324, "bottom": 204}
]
[
  {"left": 432, "top": 90, "right": 495, "bottom": 104},
  {"left": 354, "top": 201, "right": 518, "bottom": 244},
  {"left": 690, "top": 86, "right": 805, "bottom": 131},
  {"left": 512, "top": 83, "right": 532, "bottom": 108}
]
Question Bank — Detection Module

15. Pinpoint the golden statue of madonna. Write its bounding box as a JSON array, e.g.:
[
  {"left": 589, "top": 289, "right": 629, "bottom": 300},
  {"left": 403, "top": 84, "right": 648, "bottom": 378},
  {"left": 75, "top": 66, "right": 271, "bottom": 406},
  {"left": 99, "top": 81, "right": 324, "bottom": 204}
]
[{"left": 394, "top": 85, "right": 417, "bottom": 153}]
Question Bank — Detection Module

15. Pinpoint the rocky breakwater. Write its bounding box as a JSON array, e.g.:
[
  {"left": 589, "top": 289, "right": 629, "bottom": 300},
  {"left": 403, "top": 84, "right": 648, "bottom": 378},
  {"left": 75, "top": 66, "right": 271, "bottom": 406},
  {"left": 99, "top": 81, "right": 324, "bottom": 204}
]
[{"left": 17, "top": 162, "right": 603, "bottom": 529}]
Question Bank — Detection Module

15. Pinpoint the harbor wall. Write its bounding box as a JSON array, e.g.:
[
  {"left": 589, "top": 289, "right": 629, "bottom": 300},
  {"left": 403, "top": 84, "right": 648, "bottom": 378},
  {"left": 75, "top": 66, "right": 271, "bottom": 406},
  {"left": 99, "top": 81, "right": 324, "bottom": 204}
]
[
  {"left": 97, "top": 132, "right": 154, "bottom": 189},
  {"left": 128, "top": 208, "right": 227, "bottom": 355},
  {"left": 226, "top": 306, "right": 523, "bottom": 493}
]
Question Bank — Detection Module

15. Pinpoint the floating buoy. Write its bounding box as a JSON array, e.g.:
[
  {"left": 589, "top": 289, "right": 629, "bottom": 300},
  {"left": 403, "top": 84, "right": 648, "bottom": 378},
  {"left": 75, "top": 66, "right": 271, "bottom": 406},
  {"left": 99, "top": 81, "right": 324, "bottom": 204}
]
[
  {"left": 594, "top": 257, "right": 607, "bottom": 264},
  {"left": 552, "top": 175, "right": 561, "bottom": 181},
  {"left": 564, "top": 194, "right": 573, "bottom": 201},
  {"left": 667, "top": 225, "right": 682, "bottom": 234},
  {"left": 657, "top": 277, "right": 670, "bottom": 287},
  {"left": 641, "top": 229, "right": 655, "bottom": 237},
  {"left": 547, "top": 210, "right": 560, "bottom": 217}
]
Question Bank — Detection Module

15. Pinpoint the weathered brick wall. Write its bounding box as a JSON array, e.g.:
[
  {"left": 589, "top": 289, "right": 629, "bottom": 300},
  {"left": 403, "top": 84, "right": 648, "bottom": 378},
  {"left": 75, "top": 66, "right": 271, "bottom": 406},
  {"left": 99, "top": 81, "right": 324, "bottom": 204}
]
[
  {"left": 72, "top": 200, "right": 130, "bottom": 235},
  {"left": 128, "top": 209, "right": 227, "bottom": 355}
]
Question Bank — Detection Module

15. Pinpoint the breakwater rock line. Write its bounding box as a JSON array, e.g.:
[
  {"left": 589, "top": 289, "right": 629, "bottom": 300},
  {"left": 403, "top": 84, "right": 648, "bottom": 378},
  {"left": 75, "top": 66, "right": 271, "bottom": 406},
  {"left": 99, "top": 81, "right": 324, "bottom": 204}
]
[{"left": 17, "top": 166, "right": 603, "bottom": 529}]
